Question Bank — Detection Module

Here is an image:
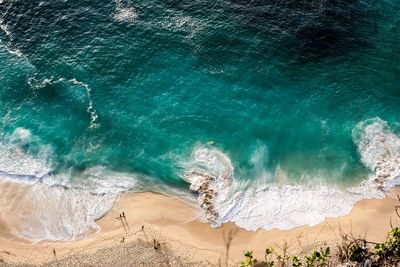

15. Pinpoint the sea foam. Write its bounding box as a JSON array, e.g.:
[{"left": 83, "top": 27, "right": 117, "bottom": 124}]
[
  {"left": 0, "top": 18, "right": 24, "bottom": 58},
  {"left": 0, "top": 127, "right": 52, "bottom": 178},
  {"left": 0, "top": 128, "right": 135, "bottom": 241},
  {"left": 183, "top": 117, "right": 400, "bottom": 231},
  {"left": 0, "top": 181, "right": 116, "bottom": 241},
  {"left": 0, "top": 18, "right": 12, "bottom": 40},
  {"left": 352, "top": 117, "right": 400, "bottom": 185},
  {"left": 113, "top": 0, "right": 137, "bottom": 23},
  {"left": 0, "top": 168, "right": 136, "bottom": 241},
  {"left": 183, "top": 146, "right": 233, "bottom": 225},
  {"left": 2, "top": 117, "right": 399, "bottom": 240}
]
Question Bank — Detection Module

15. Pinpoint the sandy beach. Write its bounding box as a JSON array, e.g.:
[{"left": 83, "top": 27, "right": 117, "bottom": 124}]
[
  {"left": 1, "top": 0, "right": 400, "bottom": 265},
  {"left": 0, "top": 186, "right": 399, "bottom": 266}
]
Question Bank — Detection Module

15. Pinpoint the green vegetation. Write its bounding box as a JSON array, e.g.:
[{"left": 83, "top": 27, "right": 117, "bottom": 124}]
[
  {"left": 240, "top": 246, "right": 332, "bottom": 267},
  {"left": 339, "top": 227, "right": 400, "bottom": 266},
  {"left": 240, "top": 251, "right": 257, "bottom": 267},
  {"left": 240, "top": 196, "right": 400, "bottom": 267},
  {"left": 240, "top": 227, "right": 400, "bottom": 266}
]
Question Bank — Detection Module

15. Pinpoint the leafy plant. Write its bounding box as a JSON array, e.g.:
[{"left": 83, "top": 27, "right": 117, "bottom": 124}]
[
  {"left": 240, "top": 251, "right": 257, "bottom": 267},
  {"left": 239, "top": 221, "right": 400, "bottom": 266},
  {"left": 263, "top": 248, "right": 275, "bottom": 267},
  {"left": 373, "top": 227, "right": 400, "bottom": 265},
  {"left": 291, "top": 256, "right": 302, "bottom": 267},
  {"left": 304, "top": 247, "right": 330, "bottom": 267},
  {"left": 240, "top": 247, "right": 331, "bottom": 267},
  {"left": 348, "top": 242, "right": 368, "bottom": 263}
]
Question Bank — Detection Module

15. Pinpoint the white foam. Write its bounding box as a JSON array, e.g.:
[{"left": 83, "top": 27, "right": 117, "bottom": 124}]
[
  {"left": 0, "top": 168, "right": 136, "bottom": 242},
  {"left": 249, "top": 143, "right": 275, "bottom": 183},
  {"left": 0, "top": 163, "right": 138, "bottom": 242},
  {"left": 6, "top": 47, "right": 23, "bottom": 57},
  {"left": 183, "top": 145, "right": 233, "bottom": 225},
  {"left": 0, "top": 128, "right": 52, "bottom": 178},
  {"left": 0, "top": 18, "right": 12, "bottom": 40},
  {"left": 0, "top": 129, "right": 135, "bottom": 241},
  {"left": 113, "top": 0, "right": 137, "bottom": 23},
  {"left": 27, "top": 76, "right": 55, "bottom": 91},
  {"left": 352, "top": 117, "right": 400, "bottom": 185},
  {"left": 159, "top": 12, "right": 205, "bottom": 41},
  {"left": 0, "top": 180, "right": 117, "bottom": 242},
  {"left": 162, "top": 15, "right": 200, "bottom": 31},
  {"left": 72, "top": 165, "right": 137, "bottom": 195},
  {"left": 183, "top": 125, "right": 399, "bottom": 230},
  {"left": 67, "top": 78, "right": 100, "bottom": 129},
  {"left": 219, "top": 184, "right": 381, "bottom": 231},
  {"left": 0, "top": 18, "right": 25, "bottom": 58}
]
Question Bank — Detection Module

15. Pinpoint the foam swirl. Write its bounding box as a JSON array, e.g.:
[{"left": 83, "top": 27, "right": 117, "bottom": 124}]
[{"left": 27, "top": 77, "right": 100, "bottom": 129}]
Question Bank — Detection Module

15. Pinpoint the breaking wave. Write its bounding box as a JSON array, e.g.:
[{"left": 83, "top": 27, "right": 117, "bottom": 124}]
[
  {"left": 2, "top": 116, "right": 400, "bottom": 240},
  {"left": 0, "top": 127, "right": 52, "bottom": 178},
  {"left": 183, "top": 118, "right": 400, "bottom": 230},
  {"left": 0, "top": 128, "right": 135, "bottom": 242},
  {"left": 352, "top": 117, "right": 400, "bottom": 186},
  {"left": 183, "top": 146, "right": 233, "bottom": 225}
]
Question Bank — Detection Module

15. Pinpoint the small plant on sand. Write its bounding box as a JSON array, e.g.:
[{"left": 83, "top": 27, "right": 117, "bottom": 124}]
[
  {"left": 240, "top": 251, "right": 257, "bottom": 267},
  {"left": 239, "top": 247, "right": 331, "bottom": 267},
  {"left": 304, "top": 247, "right": 330, "bottom": 267},
  {"left": 291, "top": 256, "right": 302, "bottom": 267},
  {"left": 263, "top": 248, "right": 275, "bottom": 267}
]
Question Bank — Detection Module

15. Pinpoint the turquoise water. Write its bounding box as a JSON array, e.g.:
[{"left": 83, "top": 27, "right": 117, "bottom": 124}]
[{"left": 0, "top": 0, "right": 400, "bottom": 240}]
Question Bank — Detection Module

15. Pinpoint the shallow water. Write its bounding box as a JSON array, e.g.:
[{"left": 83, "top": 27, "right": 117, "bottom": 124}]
[{"left": 0, "top": 0, "right": 399, "bottom": 240}]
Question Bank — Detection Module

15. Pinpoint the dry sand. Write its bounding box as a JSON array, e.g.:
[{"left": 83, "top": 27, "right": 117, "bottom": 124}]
[{"left": 0, "top": 188, "right": 399, "bottom": 266}]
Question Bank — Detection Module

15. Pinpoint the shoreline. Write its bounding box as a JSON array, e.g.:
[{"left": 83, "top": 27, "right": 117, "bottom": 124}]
[{"left": 0, "top": 188, "right": 399, "bottom": 266}]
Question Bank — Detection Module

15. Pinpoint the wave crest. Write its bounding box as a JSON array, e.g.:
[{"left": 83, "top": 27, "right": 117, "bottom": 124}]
[
  {"left": 0, "top": 128, "right": 52, "bottom": 178},
  {"left": 183, "top": 123, "right": 400, "bottom": 230},
  {"left": 0, "top": 129, "right": 135, "bottom": 241},
  {"left": 353, "top": 117, "right": 400, "bottom": 186},
  {"left": 0, "top": 181, "right": 115, "bottom": 241}
]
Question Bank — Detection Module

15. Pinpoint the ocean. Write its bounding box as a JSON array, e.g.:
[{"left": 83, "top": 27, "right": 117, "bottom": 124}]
[{"left": 0, "top": 0, "right": 399, "bottom": 241}]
